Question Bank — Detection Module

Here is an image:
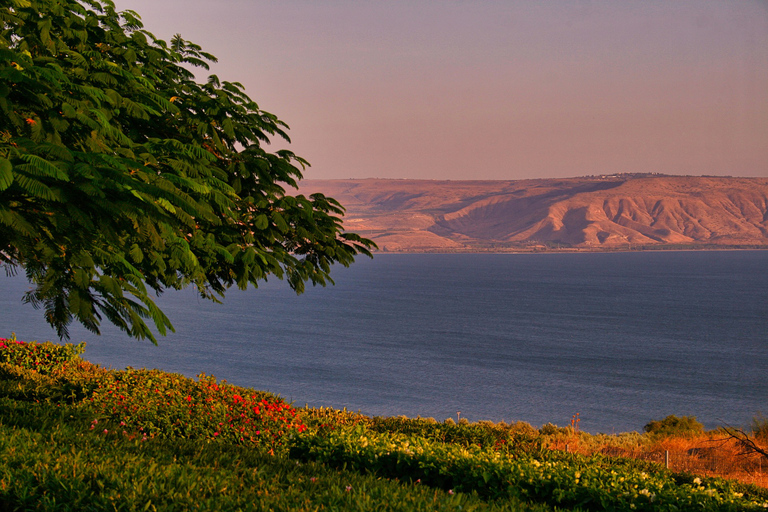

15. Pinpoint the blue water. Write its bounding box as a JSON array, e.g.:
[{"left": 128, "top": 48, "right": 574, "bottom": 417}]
[{"left": 1, "top": 251, "right": 766, "bottom": 434}]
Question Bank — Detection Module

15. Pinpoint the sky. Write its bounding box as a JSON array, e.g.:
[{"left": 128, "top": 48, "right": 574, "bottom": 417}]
[{"left": 111, "top": 0, "right": 768, "bottom": 181}]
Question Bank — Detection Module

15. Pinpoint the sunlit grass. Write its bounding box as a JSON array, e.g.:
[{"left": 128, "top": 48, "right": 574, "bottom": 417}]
[{"left": 1, "top": 336, "right": 766, "bottom": 511}]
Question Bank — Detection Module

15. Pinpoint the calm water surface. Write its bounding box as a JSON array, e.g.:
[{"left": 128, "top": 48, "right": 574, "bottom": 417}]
[{"left": 1, "top": 251, "right": 766, "bottom": 433}]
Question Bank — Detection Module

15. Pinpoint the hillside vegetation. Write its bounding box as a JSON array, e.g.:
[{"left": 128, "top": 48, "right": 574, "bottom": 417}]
[
  {"left": 1, "top": 337, "right": 767, "bottom": 511},
  {"left": 300, "top": 176, "right": 768, "bottom": 252}
]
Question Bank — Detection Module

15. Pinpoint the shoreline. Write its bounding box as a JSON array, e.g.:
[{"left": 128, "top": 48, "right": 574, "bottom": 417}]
[{"left": 368, "top": 245, "right": 768, "bottom": 255}]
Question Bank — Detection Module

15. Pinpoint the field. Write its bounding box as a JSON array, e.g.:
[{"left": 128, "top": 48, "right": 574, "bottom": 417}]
[{"left": 1, "top": 337, "right": 766, "bottom": 511}]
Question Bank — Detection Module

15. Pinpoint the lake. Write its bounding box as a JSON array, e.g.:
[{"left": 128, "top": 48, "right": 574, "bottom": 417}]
[{"left": 1, "top": 250, "right": 766, "bottom": 434}]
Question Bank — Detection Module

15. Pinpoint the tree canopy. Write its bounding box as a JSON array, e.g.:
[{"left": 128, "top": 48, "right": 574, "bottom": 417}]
[{"left": 0, "top": 0, "right": 374, "bottom": 343}]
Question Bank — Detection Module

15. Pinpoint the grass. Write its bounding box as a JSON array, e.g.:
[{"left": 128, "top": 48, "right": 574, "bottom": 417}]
[
  {"left": 0, "top": 400, "right": 544, "bottom": 511},
  {"left": 0, "top": 336, "right": 766, "bottom": 511}
]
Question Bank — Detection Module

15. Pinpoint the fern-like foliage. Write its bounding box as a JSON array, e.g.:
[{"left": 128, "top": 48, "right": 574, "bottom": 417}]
[{"left": 0, "top": 0, "right": 375, "bottom": 343}]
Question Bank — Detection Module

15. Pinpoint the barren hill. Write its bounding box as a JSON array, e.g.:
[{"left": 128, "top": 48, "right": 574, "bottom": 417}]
[{"left": 299, "top": 176, "right": 768, "bottom": 252}]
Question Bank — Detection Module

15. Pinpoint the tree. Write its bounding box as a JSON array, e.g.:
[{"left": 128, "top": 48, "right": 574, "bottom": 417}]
[
  {"left": 643, "top": 415, "right": 704, "bottom": 438},
  {"left": 0, "top": 0, "right": 374, "bottom": 343}
]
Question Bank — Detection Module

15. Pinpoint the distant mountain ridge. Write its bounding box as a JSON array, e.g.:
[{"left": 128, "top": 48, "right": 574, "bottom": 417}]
[{"left": 299, "top": 175, "right": 768, "bottom": 252}]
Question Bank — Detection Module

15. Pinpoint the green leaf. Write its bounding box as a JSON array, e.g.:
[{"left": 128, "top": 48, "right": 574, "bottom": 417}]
[
  {"left": 0, "top": 158, "right": 13, "bottom": 191},
  {"left": 271, "top": 211, "right": 289, "bottom": 233},
  {"left": 254, "top": 214, "right": 268, "bottom": 230}
]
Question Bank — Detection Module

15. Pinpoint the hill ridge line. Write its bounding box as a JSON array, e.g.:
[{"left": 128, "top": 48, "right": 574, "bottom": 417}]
[{"left": 300, "top": 176, "right": 768, "bottom": 252}]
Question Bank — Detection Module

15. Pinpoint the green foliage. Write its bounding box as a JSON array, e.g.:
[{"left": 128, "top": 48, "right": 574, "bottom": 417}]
[
  {"left": 751, "top": 413, "right": 768, "bottom": 441},
  {"left": 366, "top": 415, "right": 543, "bottom": 453},
  {"left": 1, "top": 337, "right": 306, "bottom": 448},
  {"left": 84, "top": 369, "right": 306, "bottom": 448},
  {"left": 643, "top": 415, "right": 705, "bottom": 438},
  {"left": 540, "top": 423, "right": 572, "bottom": 436},
  {"left": 0, "top": 402, "right": 534, "bottom": 512},
  {"left": 0, "top": 341, "right": 547, "bottom": 511},
  {"left": 291, "top": 427, "right": 767, "bottom": 511},
  {"left": 0, "top": 0, "right": 374, "bottom": 343},
  {"left": 0, "top": 333, "right": 84, "bottom": 372},
  {"left": 3, "top": 339, "right": 767, "bottom": 511}
]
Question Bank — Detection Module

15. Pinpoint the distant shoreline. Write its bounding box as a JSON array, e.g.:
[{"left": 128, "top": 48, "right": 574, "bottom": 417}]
[{"left": 370, "top": 245, "right": 768, "bottom": 255}]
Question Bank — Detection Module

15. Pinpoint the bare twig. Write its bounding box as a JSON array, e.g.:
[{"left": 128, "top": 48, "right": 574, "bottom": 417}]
[{"left": 721, "top": 425, "right": 768, "bottom": 459}]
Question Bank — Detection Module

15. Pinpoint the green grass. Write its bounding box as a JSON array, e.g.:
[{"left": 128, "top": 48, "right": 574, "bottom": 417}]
[
  {"left": 0, "top": 337, "right": 766, "bottom": 511},
  {"left": 0, "top": 399, "right": 552, "bottom": 511}
]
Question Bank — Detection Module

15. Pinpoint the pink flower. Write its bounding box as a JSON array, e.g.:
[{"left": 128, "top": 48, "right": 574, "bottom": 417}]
[
  {"left": 103, "top": 429, "right": 108, "bottom": 434},
  {"left": 448, "top": 490, "right": 454, "bottom": 495},
  {"left": 346, "top": 486, "right": 352, "bottom": 492}
]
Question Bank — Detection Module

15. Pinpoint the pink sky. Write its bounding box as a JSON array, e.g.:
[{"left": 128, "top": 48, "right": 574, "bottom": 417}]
[{"left": 112, "top": 0, "right": 768, "bottom": 180}]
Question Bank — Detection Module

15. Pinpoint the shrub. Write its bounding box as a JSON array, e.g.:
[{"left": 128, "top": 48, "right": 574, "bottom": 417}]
[
  {"left": 84, "top": 369, "right": 306, "bottom": 447},
  {"left": 1, "top": 339, "right": 306, "bottom": 448},
  {"left": 539, "top": 423, "right": 571, "bottom": 436},
  {"left": 0, "top": 334, "right": 85, "bottom": 374},
  {"left": 751, "top": 414, "right": 768, "bottom": 441},
  {"left": 644, "top": 415, "right": 704, "bottom": 438},
  {"left": 507, "top": 421, "right": 538, "bottom": 436}
]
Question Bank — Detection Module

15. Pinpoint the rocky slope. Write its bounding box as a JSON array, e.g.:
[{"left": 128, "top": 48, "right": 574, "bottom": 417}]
[{"left": 299, "top": 175, "right": 768, "bottom": 252}]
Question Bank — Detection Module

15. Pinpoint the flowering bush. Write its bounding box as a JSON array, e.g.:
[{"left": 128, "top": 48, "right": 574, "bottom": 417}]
[
  {"left": 1, "top": 337, "right": 306, "bottom": 448},
  {"left": 0, "top": 334, "right": 85, "bottom": 373},
  {"left": 84, "top": 368, "right": 306, "bottom": 447}
]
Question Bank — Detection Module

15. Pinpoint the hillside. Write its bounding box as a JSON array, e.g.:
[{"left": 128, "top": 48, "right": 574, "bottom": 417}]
[
  {"left": 299, "top": 175, "right": 768, "bottom": 252},
  {"left": 2, "top": 339, "right": 767, "bottom": 510}
]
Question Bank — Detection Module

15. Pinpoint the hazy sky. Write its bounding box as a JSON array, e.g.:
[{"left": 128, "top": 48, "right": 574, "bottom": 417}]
[{"left": 111, "top": 0, "right": 768, "bottom": 180}]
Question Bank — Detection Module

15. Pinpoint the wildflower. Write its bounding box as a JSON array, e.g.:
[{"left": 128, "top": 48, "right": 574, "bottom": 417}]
[
  {"left": 103, "top": 429, "right": 108, "bottom": 434},
  {"left": 693, "top": 477, "right": 702, "bottom": 485},
  {"left": 448, "top": 489, "right": 454, "bottom": 495},
  {"left": 346, "top": 485, "right": 352, "bottom": 492}
]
